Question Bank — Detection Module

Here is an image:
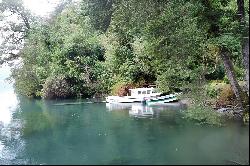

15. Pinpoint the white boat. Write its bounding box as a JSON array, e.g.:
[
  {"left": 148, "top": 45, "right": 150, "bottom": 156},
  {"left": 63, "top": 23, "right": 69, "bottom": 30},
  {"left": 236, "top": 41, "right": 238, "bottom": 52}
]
[{"left": 106, "top": 87, "right": 161, "bottom": 103}]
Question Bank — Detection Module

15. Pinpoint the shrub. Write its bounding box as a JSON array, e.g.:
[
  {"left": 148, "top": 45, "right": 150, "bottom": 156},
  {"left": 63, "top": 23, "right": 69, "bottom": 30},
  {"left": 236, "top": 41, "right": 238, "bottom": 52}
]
[
  {"left": 111, "top": 82, "right": 136, "bottom": 96},
  {"left": 183, "top": 106, "right": 223, "bottom": 126},
  {"left": 216, "top": 85, "right": 236, "bottom": 108},
  {"left": 42, "top": 75, "right": 73, "bottom": 99},
  {"left": 206, "top": 84, "right": 218, "bottom": 98},
  {"left": 11, "top": 67, "right": 41, "bottom": 98},
  {"left": 243, "top": 112, "right": 249, "bottom": 124},
  {"left": 205, "top": 81, "right": 226, "bottom": 98}
]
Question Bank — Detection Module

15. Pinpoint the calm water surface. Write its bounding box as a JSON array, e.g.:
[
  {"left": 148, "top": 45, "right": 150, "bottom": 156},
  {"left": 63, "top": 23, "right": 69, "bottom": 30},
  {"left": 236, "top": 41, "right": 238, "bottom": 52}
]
[{"left": 0, "top": 66, "right": 249, "bottom": 165}]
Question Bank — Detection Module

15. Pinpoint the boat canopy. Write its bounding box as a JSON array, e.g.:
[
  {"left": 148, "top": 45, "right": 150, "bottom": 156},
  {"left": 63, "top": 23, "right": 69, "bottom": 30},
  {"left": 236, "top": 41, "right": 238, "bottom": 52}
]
[{"left": 129, "top": 87, "right": 160, "bottom": 96}]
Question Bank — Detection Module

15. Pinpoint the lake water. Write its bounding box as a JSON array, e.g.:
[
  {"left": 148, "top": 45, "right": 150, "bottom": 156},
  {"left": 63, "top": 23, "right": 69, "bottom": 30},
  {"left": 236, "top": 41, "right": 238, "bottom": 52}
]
[{"left": 0, "top": 66, "right": 249, "bottom": 165}]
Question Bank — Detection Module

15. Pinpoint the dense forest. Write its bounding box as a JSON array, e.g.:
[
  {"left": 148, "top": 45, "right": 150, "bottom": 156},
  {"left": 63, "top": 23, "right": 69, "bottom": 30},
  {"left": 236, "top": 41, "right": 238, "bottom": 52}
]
[{"left": 0, "top": 0, "right": 249, "bottom": 124}]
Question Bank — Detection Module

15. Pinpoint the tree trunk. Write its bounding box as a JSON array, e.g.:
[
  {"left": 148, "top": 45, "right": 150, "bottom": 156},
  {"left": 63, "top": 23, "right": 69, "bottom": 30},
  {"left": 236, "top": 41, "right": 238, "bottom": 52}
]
[
  {"left": 237, "top": 0, "right": 245, "bottom": 21},
  {"left": 237, "top": 0, "right": 249, "bottom": 96},
  {"left": 220, "top": 48, "right": 245, "bottom": 110},
  {"left": 242, "top": 38, "right": 249, "bottom": 96}
]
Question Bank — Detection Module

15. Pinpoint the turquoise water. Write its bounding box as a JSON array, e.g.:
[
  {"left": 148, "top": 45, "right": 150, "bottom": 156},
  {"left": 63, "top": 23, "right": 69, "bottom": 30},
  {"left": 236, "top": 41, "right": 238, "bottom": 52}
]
[{"left": 0, "top": 66, "right": 249, "bottom": 165}]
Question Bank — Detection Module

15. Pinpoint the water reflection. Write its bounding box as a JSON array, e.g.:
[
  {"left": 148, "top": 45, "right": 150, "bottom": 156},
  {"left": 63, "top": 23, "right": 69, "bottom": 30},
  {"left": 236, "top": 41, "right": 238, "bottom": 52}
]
[
  {"left": 0, "top": 65, "right": 19, "bottom": 127},
  {"left": 129, "top": 105, "right": 154, "bottom": 117},
  {"left": 0, "top": 66, "right": 26, "bottom": 164},
  {"left": 106, "top": 103, "right": 142, "bottom": 111},
  {"left": 0, "top": 91, "right": 18, "bottom": 125},
  {"left": 106, "top": 102, "right": 186, "bottom": 118}
]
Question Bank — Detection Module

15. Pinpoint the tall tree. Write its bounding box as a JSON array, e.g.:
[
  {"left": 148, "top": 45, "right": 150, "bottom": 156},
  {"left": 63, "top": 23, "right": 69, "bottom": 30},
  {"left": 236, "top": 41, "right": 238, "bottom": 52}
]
[
  {"left": 198, "top": 0, "right": 248, "bottom": 111},
  {"left": 220, "top": 45, "right": 245, "bottom": 109},
  {"left": 237, "top": 0, "right": 249, "bottom": 96},
  {"left": 142, "top": 0, "right": 205, "bottom": 92}
]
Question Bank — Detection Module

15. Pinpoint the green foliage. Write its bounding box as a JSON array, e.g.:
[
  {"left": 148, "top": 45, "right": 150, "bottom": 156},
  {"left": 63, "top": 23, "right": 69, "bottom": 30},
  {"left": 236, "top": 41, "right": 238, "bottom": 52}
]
[
  {"left": 183, "top": 106, "right": 223, "bottom": 126},
  {"left": 6, "top": 0, "right": 247, "bottom": 116},
  {"left": 144, "top": 1, "right": 204, "bottom": 59},
  {"left": 243, "top": 112, "right": 249, "bottom": 124},
  {"left": 205, "top": 81, "right": 230, "bottom": 98},
  {"left": 81, "top": 0, "right": 114, "bottom": 32},
  {"left": 2, "top": 0, "right": 247, "bottom": 124},
  {"left": 234, "top": 66, "right": 245, "bottom": 81},
  {"left": 223, "top": 65, "right": 245, "bottom": 82},
  {"left": 142, "top": 1, "right": 206, "bottom": 92},
  {"left": 212, "top": 34, "right": 242, "bottom": 55},
  {"left": 206, "top": 83, "right": 220, "bottom": 98},
  {"left": 11, "top": 5, "right": 105, "bottom": 98},
  {"left": 11, "top": 66, "right": 41, "bottom": 98}
]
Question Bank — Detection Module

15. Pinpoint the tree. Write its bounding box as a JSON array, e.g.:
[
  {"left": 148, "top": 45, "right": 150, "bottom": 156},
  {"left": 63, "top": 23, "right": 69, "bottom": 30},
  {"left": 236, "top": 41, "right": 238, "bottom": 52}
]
[
  {"left": 237, "top": 0, "right": 249, "bottom": 96},
  {"left": 81, "top": 0, "right": 114, "bottom": 32},
  {"left": 143, "top": 0, "right": 205, "bottom": 92},
  {"left": 198, "top": 0, "right": 248, "bottom": 111},
  {"left": 11, "top": 5, "right": 105, "bottom": 99},
  {"left": 0, "top": 0, "right": 33, "bottom": 65}
]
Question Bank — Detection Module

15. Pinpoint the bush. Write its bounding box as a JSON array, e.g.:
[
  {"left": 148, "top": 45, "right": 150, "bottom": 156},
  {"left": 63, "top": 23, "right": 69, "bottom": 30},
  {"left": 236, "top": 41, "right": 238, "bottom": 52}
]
[
  {"left": 216, "top": 84, "right": 236, "bottom": 108},
  {"left": 42, "top": 75, "right": 73, "bottom": 99},
  {"left": 206, "top": 84, "right": 218, "bottom": 98},
  {"left": 205, "top": 81, "right": 225, "bottom": 98},
  {"left": 183, "top": 106, "right": 223, "bottom": 126},
  {"left": 243, "top": 112, "right": 249, "bottom": 124},
  {"left": 11, "top": 67, "right": 41, "bottom": 98},
  {"left": 111, "top": 81, "right": 136, "bottom": 96}
]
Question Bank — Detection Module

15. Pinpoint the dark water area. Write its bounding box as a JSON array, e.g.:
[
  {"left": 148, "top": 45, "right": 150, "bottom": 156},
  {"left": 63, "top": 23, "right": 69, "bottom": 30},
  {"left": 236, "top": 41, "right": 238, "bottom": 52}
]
[{"left": 0, "top": 66, "right": 249, "bottom": 165}]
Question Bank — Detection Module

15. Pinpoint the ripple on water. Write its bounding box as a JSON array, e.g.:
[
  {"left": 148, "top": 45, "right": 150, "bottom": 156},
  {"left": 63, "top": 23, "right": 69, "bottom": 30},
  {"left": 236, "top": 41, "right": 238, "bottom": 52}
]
[{"left": 0, "top": 118, "right": 27, "bottom": 165}]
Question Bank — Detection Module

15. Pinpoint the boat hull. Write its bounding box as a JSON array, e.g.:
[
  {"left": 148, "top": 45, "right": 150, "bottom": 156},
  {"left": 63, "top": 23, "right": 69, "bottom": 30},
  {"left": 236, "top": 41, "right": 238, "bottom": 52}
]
[
  {"left": 106, "top": 96, "right": 145, "bottom": 103},
  {"left": 145, "top": 95, "right": 178, "bottom": 106}
]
